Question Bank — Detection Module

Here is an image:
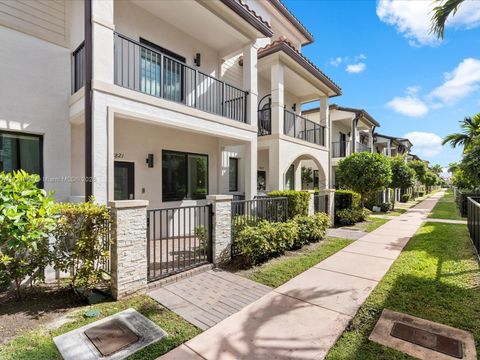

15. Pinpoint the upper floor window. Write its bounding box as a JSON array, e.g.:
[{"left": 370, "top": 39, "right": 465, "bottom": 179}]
[
  {"left": 0, "top": 131, "right": 43, "bottom": 186},
  {"left": 229, "top": 158, "right": 238, "bottom": 192},
  {"left": 139, "top": 38, "right": 186, "bottom": 101},
  {"left": 162, "top": 150, "right": 208, "bottom": 202}
]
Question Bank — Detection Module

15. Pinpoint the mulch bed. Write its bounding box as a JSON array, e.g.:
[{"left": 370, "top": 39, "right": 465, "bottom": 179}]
[{"left": 0, "top": 284, "right": 84, "bottom": 345}]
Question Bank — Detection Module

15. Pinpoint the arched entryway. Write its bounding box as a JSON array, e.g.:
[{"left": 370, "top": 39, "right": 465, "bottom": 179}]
[{"left": 282, "top": 154, "right": 327, "bottom": 191}]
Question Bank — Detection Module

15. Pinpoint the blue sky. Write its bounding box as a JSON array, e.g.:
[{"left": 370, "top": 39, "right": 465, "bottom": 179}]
[{"left": 284, "top": 0, "right": 480, "bottom": 167}]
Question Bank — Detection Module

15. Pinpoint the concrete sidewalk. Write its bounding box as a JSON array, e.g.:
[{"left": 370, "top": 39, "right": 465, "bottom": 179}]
[{"left": 159, "top": 192, "right": 444, "bottom": 360}]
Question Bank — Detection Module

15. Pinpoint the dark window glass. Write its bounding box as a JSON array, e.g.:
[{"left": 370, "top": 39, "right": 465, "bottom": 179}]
[
  {"left": 162, "top": 150, "right": 208, "bottom": 202},
  {"left": 0, "top": 131, "right": 43, "bottom": 184},
  {"left": 114, "top": 161, "right": 134, "bottom": 200},
  {"left": 285, "top": 164, "right": 295, "bottom": 190},
  {"left": 229, "top": 158, "right": 238, "bottom": 192}
]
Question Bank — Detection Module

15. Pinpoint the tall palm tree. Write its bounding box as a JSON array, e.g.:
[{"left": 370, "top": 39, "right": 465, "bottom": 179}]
[
  {"left": 431, "top": 164, "right": 443, "bottom": 176},
  {"left": 448, "top": 162, "right": 459, "bottom": 174},
  {"left": 431, "top": 0, "right": 465, "bottom": 39},
  {"left": 442, "top": 113, "right": 480, "bottom": 152}
]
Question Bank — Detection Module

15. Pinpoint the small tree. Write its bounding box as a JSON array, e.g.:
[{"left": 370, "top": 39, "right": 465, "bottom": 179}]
[
  {"left": 0, "top": 171, "right": 56, "bottom": 299},
  {"left": 390, "top": 156, "right": 415, "bottom": 208},
  {"left": 424, "top": 171, "right": 439, "bottom": 192},
  {"left": 301, "top": 167, "right": 313, "bottom": 189},
  {"left": 337, "top": 152, "right": 392, "bottom": 206},
  {"left": 408, "top": 160, "right": 428, "bottom": 185}
]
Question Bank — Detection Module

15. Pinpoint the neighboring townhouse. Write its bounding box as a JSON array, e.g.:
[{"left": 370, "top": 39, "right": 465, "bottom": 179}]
[
  {"left": 302, "top": 104, "right": 380, "bottom": 187},
  {"left": 374, "top": 133, "right": 412, "bottom": 158},
  {"left": 242, "top": 0, "right": 341, "bottom": 193}
]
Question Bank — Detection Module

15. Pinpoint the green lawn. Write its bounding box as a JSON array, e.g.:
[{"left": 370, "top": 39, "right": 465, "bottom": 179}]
[
  {"left": 428, "top": 189, "right": 464, "bottom": 220},
  {"left": 350, "top": 216, "right": 390, "bottom": 233},
  {"left": 326, "top": 222, "right": 480, "bottom": 359},
  {"left": 239, "top": 238, "right": 353, "bottom": 288},
  {"left": 0, "top": 295, "right": 200, "bottom": 360}
]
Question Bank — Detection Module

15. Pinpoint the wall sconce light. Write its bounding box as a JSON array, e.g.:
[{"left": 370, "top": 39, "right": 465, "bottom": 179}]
[
  {"left": 292, "top": 103, "right": 297, "bottom": 112},
  {"left": 146, "top": 153, "right": 154, "bottom": 168},
  {"left": 194, "top": 53, "right": 201, "bottom": 67}
]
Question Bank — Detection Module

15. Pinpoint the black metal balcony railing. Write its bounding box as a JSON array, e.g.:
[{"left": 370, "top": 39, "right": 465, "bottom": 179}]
[
  {"left": 114, "top": 33, "right": 248, "bottom": 123},
  {"left": 72, "top": 41, "right": 85, "bottom": 94},
  {"left": 356, "top": 142, "right": 371, "bottom": 153},
  {"left": 258, "top": 107, "right": 271, "bottom": 136},
  {"left": 284, "top": 109, "right": 325, "bottom": 146},
  {"left": 331, "top": 141, "right": 350, "bottom": 157}
]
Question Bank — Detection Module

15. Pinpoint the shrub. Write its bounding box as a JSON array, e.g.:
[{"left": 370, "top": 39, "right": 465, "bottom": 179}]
[
  {"left": 380, "top": 202, "right": 392, "bottom": 212},
  {"left": 235, "top": 220, "right": 298, "bottom": 265},
  {"left": 337, "top": 208, "right": 369, "bottom": 226},
  {"left": 400, "top": 194, "right": 411, "bottom": 203},
  {"left": 51, "top": 199, "right": 111, "bottom": 296},
  {"left": 0, "top": 171, "right": 56, "bottom": 300},
  {"left": 335, "top": 190, "right": 361, "bottom": 210},
  {"left": 294, "top": 212, "right": 330, "bottom": 247},
  {"left": 418, "top": 191, "right": 425, "bottom": 197},
  {"left": 268, "top": 190, "right": 310, "bottom": 218}
]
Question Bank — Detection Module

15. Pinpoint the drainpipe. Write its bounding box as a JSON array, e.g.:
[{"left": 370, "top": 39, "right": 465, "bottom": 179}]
[{"left": 84, "top": 0, "right": 93, "bottom": 200}]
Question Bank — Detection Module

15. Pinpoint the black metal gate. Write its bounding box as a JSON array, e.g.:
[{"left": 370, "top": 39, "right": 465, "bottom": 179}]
[{"left": 147, "top": 205, "right": 213, "bottom": 282}]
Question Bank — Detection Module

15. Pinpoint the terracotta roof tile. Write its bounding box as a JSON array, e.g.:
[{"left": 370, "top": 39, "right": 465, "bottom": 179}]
[
  {"left": 238, "top": 0, "right": 271, "bottom": 29},
  {"left": 256, "top": 37, "right": 341, "bottom": 95}
]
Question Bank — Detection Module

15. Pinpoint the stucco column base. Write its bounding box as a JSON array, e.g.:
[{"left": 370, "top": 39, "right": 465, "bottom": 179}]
[
  {"left": 207, "top": 195, "right": 233, "bottom": 265},
  {"left": 308, "top": 190, "right": 315, "bottom": 216},
  {"left": 109, "top": 200, "right": 149, "bottom": 300}
]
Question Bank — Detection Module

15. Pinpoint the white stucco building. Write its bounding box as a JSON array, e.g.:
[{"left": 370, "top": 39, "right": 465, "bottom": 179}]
[{"left": 0, "top": 0, "right": 340, "bottom": 208}]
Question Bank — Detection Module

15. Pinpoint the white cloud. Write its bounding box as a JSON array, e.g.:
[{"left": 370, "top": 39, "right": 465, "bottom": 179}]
[
  {"left": 376, "top": 0, "right": 480, "bottom": 47},
  {"left": 346, "top": 62, "right": 366, "bottom": 73},
  {"left": 429, "top": 58, "right": 480, "bottom": 105},
  {"left": 387, "top": 91, "right": 429, "bottom": 117},
  {"left": 404, "top": 131, "right": 443, "bottom": 157},
  {"left": 330, "top": 57, "right": 343, "bottom": 67}
]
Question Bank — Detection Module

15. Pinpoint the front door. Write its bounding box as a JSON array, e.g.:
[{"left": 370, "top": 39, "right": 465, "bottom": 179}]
[{"left": 114, "top": 161, "right": 135, "bottom": 200}]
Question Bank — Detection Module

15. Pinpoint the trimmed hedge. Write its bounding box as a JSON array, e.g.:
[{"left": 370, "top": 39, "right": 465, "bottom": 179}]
[
  {"left": 234, "top": 212, "right": 330, "bottom": 265},
  {"left": 334, "top": 190, "right": 361, "bottom": 211},
  {"left": 400, "top": 194, "right": 411, "bottom": 203},
  {"left": 268, "top": 190, "right": 310, "bottom": 219},
  {"left": 336, "top": 208, "right": 369, "bottom": 226}
]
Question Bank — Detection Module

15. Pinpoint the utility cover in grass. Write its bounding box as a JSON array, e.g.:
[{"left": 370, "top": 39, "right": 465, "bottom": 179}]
[{"left": 54, "top": 308, "right": 167, "bottom": 360}]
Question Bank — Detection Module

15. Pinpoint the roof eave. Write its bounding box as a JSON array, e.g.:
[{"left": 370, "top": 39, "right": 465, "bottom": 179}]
[
  {"left": 267, "top": 0, "right": 314, "bottom": 45},
  {"left": 220, "top": 0, "right": 273, "bottom": 38}
]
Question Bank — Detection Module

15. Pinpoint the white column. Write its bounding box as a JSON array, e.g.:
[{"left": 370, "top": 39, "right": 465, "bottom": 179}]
[
  {"left": 243, "top": 42, "right": 258, "bottom": 126},
  {"left": 320, "top": 96, "right": 330, "bottom": 187},
  {"left": 388, "top": 139, "right": 392, "bottom": 156},
  {"left": 271, "top": 62, "right": 284, "bottom": 135},
  {"left": 245, "top": 137, "right": 257, "bottom": 200},
  {"left": 268, "top": 142, "right": 283, "bottom": 191},
  {"left": 91, "top": 0, "right": 114, "bottom": 204},
  {"left": 294, "top": 160, "right": 302, "bottom": 190},
  {"left": 92, "top": 0, "right": 114, "bottom": 84}
]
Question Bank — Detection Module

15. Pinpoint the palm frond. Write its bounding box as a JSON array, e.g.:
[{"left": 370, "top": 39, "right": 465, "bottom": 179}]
[{"left": 430, "top": 0, "right": 465, "bottom": 39}]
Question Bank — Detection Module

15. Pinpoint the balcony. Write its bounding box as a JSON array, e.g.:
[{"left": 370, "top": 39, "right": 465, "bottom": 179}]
[
  {"left": 331, "top": 141, "right": 350, "bottom": 158},
  {"left": 113, "top": 34, "right": 248, "bottom": 123},
  {"left": 356, "top": 142, "right": 371, "bottom": 153},
  {"left": 284, "top": 109, "right": 325, "bottom": 146},
  {"left": 258, "top": 107, "right": 271, "bottom": 136}
]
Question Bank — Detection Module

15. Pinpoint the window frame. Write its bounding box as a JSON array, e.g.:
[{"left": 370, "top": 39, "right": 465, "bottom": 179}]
[
  {"left": 229, "top": 157, "right": 239, "bottom": 192},
  {"left": 0, "top": 130, "right": 44, "bottom": 187},
  {"left": 162, "top": 149, "right": 209, "bottom": 202}
]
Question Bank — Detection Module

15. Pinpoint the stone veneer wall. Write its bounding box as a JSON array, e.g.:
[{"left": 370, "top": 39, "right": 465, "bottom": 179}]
[
  {"left": 110, "top": 200, "right": 149, "bottom": 299},
  {"left": 207, "top": 195, "right": 233, "bottom": 264}
]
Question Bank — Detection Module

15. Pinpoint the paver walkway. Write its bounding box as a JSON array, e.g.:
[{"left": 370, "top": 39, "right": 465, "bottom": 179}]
[
  {"left": 159, "top": 192, "right": 444, "bottom": 360},
  {"left": 149, "top": 270, "right": 271, "bottom": 330}
]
